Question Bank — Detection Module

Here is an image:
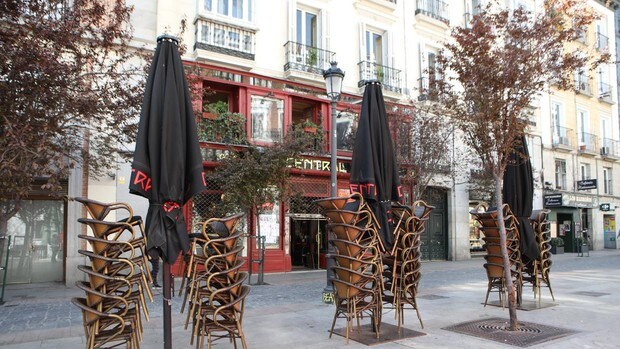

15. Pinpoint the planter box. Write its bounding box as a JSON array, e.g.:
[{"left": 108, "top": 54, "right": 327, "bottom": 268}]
[{"left": 550, "top": 246, "right": 564, "bottom": 254}]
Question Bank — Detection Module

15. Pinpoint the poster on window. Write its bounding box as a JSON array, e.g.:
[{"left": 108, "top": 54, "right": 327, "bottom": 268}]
[{"left": 258, "top": 201, "right": 280, "bottom": 249}]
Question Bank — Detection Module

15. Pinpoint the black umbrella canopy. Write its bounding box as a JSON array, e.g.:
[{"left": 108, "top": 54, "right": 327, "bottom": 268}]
[
  {"left": 349, "top": 82, "right": 403, "bottom": 249},
  {"left": 129, "top": 35, "right": 206, "bottom": 265},
  {"left": 503, "top": 135, "right": 539, "bottom": 261}
]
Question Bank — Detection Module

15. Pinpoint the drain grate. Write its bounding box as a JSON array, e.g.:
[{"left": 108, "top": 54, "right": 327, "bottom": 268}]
[
  {"left": 332, "top": 323, "right": 425, "bottom": 345},
  {"left": 443, "top": 317, "right": 577, "bottom": 347},
  {"left": 418, "top": 294, "right": 448, "bottom": 300},
  {"left": 573, "top": 291, "right": 610, "bottom": 297}
]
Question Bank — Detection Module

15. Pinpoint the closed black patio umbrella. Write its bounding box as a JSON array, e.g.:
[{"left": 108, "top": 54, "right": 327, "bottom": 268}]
[
  {"left": 502, "top": 135, "right": 539, "bottom": 261},
  {"left": 349, "top": 81, "right": 403, "bottom": 250},
  {"left": 129, "top": 35, "right": 205, "bottom": 349}
]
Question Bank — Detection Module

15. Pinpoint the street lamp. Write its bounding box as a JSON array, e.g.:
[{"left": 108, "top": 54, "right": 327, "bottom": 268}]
[{"left": 322, "top": 61, "right": 344, "bottom": 303}]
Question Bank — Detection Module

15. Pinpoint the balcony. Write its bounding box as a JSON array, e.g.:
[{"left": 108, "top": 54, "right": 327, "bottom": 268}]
[
  {"left": 596, "top": 32, "right": 609, "bottom": 52},
  {"left": 418, "top": 76, "right": 439, "bottom": 101},
  {"left": 574, "top": 77, "right": 592, "bottom": 96},
  {"left": 415, "top": 0, "right": 449, "bottom": 25},
  {"left": 598, "top": 82, "right": 614, "bottom": 104},
  {"left": 552, "top": 126, "right": 574, "bottom": 152},
  {"left": 358, "top": 61, "right": 402, "bottom": 94},
  {"left": 194, "top": 17, "right": 256, "bottom": 61},
  {"left": 601, "top": 138, "right": 620, "bottom": 160},
  {"left": 283, "top": 41, "right": 335, "bottom": 78},
  {"left": 577, "top": 132, "right": 598, "bottom": 156}
]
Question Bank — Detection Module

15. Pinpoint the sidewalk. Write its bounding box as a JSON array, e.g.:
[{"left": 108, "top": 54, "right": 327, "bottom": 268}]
[{"left": 1, "top": 250, "right": 619, "bottom": 348}]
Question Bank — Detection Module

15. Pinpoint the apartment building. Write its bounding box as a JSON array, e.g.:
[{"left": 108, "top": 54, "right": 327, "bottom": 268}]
[
  {"left": 535, "top": 0, "right": 620, "bottom": 252},
  {"left": 46, "top": 0, "right": 617, "bottom": 285}
]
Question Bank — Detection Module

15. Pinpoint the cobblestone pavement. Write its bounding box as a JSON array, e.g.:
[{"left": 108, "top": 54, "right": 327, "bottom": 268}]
[{"left": 0, "top": 250, "right": 619, "bottom": 348}]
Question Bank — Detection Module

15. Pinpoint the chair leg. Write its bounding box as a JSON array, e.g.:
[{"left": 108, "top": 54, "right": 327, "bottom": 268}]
[{"left": 328, "top": 309, "right": 339, "bottom": 338}]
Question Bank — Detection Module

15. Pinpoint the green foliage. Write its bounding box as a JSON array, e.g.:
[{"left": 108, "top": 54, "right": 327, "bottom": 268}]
[
  {"left": 550, "top": 237, "right": 564, "bottom": 247},
  {"left": 292, "top": 122, "right": 324, "bottom": 154},
  {"left": 198, "top": 102, "right": 248, "bottom": 144},
  {"left": 208, "top": 127, "right": 316, "bottom": 216}
]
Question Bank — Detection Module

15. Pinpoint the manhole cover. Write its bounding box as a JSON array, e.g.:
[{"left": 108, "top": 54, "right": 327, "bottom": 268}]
[
  {"left": 573, "top": 291, "right": 610, "bottom": 297},
  {"left": 443, "top": 317, "right": 577, "bottom": 347},
  {"left": 418, "top": 294, "right": 448, "bottom": 300}
]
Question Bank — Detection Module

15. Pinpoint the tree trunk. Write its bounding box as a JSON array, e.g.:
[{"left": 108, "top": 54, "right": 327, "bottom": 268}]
[{"left": 494, "top": 174, "right": 519, "bottom": 330}]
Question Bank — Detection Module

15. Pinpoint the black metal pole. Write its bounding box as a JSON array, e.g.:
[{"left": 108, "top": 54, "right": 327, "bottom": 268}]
[
  {"left": 322, "top": 99, "right": 338, "bottom": 303},
  {"left": 163, "top": 262, "right": 172, "bottom": 349}
]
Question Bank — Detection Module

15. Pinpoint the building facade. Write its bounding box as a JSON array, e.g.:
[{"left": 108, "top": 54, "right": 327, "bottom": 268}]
[{"left": 7, "top": 0, "right": 618, "bottom": 286}]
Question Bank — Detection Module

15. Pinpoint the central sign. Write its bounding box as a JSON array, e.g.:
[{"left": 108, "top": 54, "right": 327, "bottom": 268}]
[{"left": 577, "top": 179, "right": 597, "bottom": 190}]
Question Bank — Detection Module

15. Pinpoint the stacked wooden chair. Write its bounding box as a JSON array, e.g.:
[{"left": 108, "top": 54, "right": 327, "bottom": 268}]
[
  {"left": 315, "top": 193, "right": 383, "bottom": 343},
  {"left": 471, "top": 204, "right": 523, "bottom": 307},
  {"left": 381, "top": 201, "right": 433, "bottom": 332},
  {"left": 522, "top": 209, "right": 555, "bottom": 302},
  {"left": 180, "top": 213, "right": 249, "bottom": 349},
  {"left": 73, "top": 197, "right": 153, "bottom": 349}
]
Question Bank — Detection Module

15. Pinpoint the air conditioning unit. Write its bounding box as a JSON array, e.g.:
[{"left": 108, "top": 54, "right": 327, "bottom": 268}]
[{"left": 601, "top": 146, "right": 610, "bottom": 156}]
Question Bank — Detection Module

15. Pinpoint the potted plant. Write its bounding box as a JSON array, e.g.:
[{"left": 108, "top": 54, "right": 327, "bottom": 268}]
[
  {"left": 306, "top": 47, "right": 318, "bottom": 68},
  {"left": 203, "top": 100, "right": 228, "bottom": 120},
  {"left": 550, "top": 237, "right": 565, "bottom": 254},
  {"left": 301, "top": 119, "right": 318, "bottom": 133}
]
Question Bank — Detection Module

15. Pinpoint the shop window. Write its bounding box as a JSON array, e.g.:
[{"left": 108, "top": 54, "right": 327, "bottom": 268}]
[
  {"left": 258, "top": 200, "right": 281, "bottom": 249},
  {"left": 250, "top": 95, "right": 284, "bottom": 143}
]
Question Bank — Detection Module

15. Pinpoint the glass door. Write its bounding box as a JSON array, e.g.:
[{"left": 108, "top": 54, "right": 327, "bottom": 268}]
[{"left": 6, "top": 200, "right": 65, "bottom": 283}]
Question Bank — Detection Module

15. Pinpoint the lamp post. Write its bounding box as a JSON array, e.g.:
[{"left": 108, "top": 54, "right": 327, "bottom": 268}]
[{"left": 322, "top": 61, "right": 344, "bottom": 303}]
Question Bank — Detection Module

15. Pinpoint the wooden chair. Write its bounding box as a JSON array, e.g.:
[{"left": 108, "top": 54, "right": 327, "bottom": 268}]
[
  {"left": 329, "top": 278, "right": 381, "bottom": 344},
  {"left": 72, "top": 297, "right": 139, "bottom": 349},
  {"left": 194, "top": 284, "right": 250, "bottom": 349},
  {"left": 75, "top": 197, "right": 145, "bottom": 239}
]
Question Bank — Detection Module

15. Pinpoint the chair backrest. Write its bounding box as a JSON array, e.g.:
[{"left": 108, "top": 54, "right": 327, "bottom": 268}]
[
  {"left": 483, "top": 262, "right": 505, "bottom": 279},
  {"left": 204, "top": 231, "right": 244, "bottom": 254},
  {"left": 72, "top": 297, "right": 127, "bottom": 343},
  {"left": 78, "top": 234, "right": 135, "bottom": 259},
  {"left": 332, "top": 266, "right": 376, "bottom": 286},
  {"left": 327, "top": 223, "right": 374, "bottom": 243},
  {"left": 75, "top": 281, "right": 130, "bottom": 314},
  {"left": 77, "top": 217, "right": 135, "bottom": 241},
  {"left": 204, "top": 245, "right": 245, "bottom": 271},
  {"left": 323, "top": 209, "right": 372, "bottom": 227},
  {"left": 330, "top": 238, "right": 377, "bottom": 259},
  {"left": 78, "top": 249, "right": 135, "bottom": 277},
  {"left": 78, "top": 264, "right": 133, "bottom": 296}
]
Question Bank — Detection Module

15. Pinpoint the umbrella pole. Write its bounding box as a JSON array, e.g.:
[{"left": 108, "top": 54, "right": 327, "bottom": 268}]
[{"left": 163, "top": 262, "right": 172, "bottom": 349}]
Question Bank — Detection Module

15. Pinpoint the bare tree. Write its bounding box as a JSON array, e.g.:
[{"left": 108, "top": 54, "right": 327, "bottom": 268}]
[
  {"left": 437, "top": 0, "right": 607, "bottom": 329},
  {"left": 394, "top": 103, "right": 455, "bottom": 200},
  {"left": 0, "top": 0, "right": 148, "bottom": 208}
]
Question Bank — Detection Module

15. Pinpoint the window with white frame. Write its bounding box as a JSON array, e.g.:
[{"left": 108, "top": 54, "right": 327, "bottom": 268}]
[
  {"left": 204, "top": 0, "right": 253, "bottom": 22},
  {"left": 296, "top": 8, "right": 318, "bottom": 47},
  {"left": 551, "top": 102, "right": 566, "bottom": 143},
  {"left": 580, "top": 163, "right": 591, "bottom": 180},
  {"left": 555, "top": 159, "right": 567, "bottom": 190},
  {"left": 577, "top": 108, "right": 589, "bottom": 145},
  {"left": 366, "top": 29, "right": 384, "bottom": 65},
  {"left": 603, "top": 167, "right": 613, "bottom": 195},
  {"left": 600, "top": 115, "right": 611, "bottom": 141},
  {"left": 597, "top": 66, "right": 611, "bottom": 98}
]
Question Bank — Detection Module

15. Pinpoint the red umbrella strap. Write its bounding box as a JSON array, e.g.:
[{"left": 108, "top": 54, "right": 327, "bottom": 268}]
[{"left": 163, "top": 201, "right": 181, "bottom": 213}]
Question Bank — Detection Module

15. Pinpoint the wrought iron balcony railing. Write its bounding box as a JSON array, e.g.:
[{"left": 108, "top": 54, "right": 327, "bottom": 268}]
[
  {"left": 415, "top": 0, "right": 449, "bottom": 24},
  {"left": 598, "top": 82, "right": 613, "bottom": 103},
  {"left": 596, "top": 32, "right": 609, "bottom": 51},
  {"left": 283, "top": 41, "right": 335, "bottom": 76},
  {"left": 194, "top": 17, "right": 256, "bottom": 60},
  {"left": 358, "top": 61, "right": 402, "bottom": 93},
  {"left": 578, "top": 132, "right": 598, "bottom": 153},
  {"left": 601, "top": 138, "right": 620, "bottom": 158},
  {"left": 552, "top": 126, "right": 573, "bottom": 148}
]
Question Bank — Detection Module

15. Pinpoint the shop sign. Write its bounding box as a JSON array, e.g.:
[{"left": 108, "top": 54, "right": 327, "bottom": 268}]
[
  {"left": 577, "top": 179, "right": 597, "bottom": 190},
  {"left": 289, "top": 158, "right": 348, "bottom": 173},
  {"left": 600, "top": 203, "right": 611, "bottom": 211},
  {"left": 563, "top": 193, "right": 598, "bottom": 208},
  {"left": 543, "top": 194, "right": 563, "bottom": 208}
]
